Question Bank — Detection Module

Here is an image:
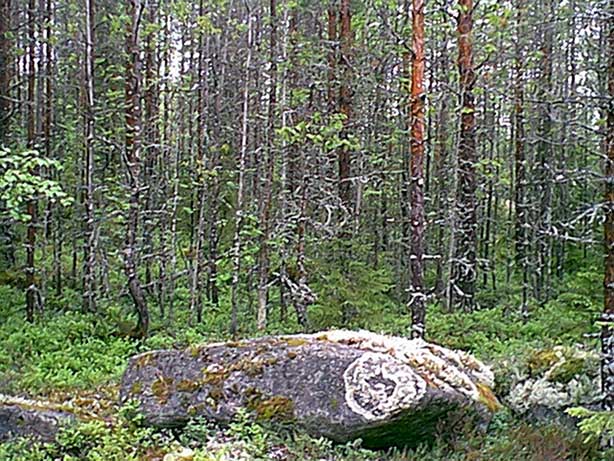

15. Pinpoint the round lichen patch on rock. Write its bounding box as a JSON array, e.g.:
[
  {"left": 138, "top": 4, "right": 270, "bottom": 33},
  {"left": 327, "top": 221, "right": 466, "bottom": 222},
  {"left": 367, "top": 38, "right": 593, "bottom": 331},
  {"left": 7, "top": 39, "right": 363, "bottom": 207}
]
[{"left": 344, "top": 352, "right": 426, "bottom": 421}]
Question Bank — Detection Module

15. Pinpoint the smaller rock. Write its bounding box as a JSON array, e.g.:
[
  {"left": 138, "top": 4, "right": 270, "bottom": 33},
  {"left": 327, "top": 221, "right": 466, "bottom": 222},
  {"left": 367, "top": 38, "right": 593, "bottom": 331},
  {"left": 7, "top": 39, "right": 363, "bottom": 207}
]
[
  {"left": 0, "top": 394, "right": 76, "bottom": 442},
  {"left": 507, "top": 345, "right": 600, "bottom": 418}
]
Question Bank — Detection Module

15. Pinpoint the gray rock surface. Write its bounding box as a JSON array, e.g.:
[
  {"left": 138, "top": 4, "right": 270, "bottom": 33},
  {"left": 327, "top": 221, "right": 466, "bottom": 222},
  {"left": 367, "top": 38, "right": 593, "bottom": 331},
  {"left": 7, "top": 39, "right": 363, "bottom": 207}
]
[
  {"left": 0, "top": 395, "right": 75, "bottom": 442},
  {"left": 120, "top": 330, "right": 499, "bottom": 448}
]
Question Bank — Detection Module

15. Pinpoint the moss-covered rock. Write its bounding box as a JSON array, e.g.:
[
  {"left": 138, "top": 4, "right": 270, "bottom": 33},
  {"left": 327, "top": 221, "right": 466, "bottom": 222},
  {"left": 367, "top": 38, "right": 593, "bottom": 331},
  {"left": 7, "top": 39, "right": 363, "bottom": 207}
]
[
  {"left": 120, "top": 330, "right": 497, "bottom": 449},
  {"left": 507, "top": 345, "right": 600, "bottom": 417},
  {"left": 549, "top": 357, "right": 586, "bottom": 384},
  {"left": 0, "top": 395, "right": 77, "bottom": 442},
  {"left": 253, "top": 395, "right": 295, "bottom": 421},
  {"left": 527, "top": 349, "right": 560, "bottom": 377}
]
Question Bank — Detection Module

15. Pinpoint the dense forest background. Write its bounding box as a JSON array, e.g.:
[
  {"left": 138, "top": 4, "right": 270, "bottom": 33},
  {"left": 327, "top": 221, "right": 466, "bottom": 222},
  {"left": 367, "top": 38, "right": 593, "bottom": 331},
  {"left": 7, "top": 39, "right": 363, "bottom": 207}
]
[{"left": 1, "top": 0, "right": 613, "bottom": 459}]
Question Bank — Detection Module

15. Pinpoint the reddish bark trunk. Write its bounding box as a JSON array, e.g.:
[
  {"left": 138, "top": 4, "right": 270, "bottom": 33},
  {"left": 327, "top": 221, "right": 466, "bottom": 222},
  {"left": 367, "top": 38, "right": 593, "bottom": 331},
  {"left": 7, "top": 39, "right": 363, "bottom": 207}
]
[
  {"left": 602, "top": 0, "right": 614, "bottom": 412},
  {"left": 408, "top": 0, "right": 426, "bottom": 338}
]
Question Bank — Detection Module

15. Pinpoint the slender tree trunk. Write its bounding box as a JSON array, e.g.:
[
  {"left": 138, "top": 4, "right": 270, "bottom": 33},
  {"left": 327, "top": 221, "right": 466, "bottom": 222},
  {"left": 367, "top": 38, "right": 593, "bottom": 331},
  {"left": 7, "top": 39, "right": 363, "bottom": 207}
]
[
  {"left": 293, "top": 152, "right": 312, "bottom": 331},
  {"left": 124, "top": 0, "right": 149, "bottom": 338},
  {"left": 207, "top": 18, "right": 226, "bottom": 309},
  {"left": 157, "top": 6, "right": 170, "bottom": 318},
  {"left": 327, "top": 5, "right": 336, "bottom": 113},
  {"left": 39, "top": 0, "right": 52, "bottom": 305},
  {"left": 408, "top": 0, "right": 426, "bottom": 338},
  {"left": 450, "top": 0, "right": 478, "bottom": 312},
  {"left": 167, "top": 27, "right": 189, "bottom": 324},
  {"left": 399, "top": 51, "right": 411, "bottom": 303},
  {"left": 190, "top": 0, "right": 208, "bottom": 324},
  {"left": 514, "top": 0, "right": 528, "bottom": 315},
  {"left": 25, "top": 0, "right": 37, "bottom": 322},
  {"left": 231, "top": 14, "right": 253, "bottom": 338},
  {"left": 433, "top": 97, "right": 448, "bottom": 299},
  {"left": 338, "top": 0, "right": 352, "bottom": 222},
  {"left": 601, "top": 0, "right": 614, "bottom": 413},
  {"left": 433, "top": 33, "right": 449, "bottom": 302},
  {"left": 535, "top": 0, "right": 554, "bottom": 305},
  {"left": 278, "top": 3, "right": 290, "bottom": 324},
  {"left": 83, "top": 0, "right": 96, "bottom": 313},
  {"left": 0, "top": 0, "right": 14, "bottom": 269},
  {"left": 256, "top": 0, "right": 277, "bottom": 331},
  {"left": 142, "top": 0, "right": 159, "bottom": 297},
  {"left": 0, "top": 0, "right": 11, "bottom": 141}
]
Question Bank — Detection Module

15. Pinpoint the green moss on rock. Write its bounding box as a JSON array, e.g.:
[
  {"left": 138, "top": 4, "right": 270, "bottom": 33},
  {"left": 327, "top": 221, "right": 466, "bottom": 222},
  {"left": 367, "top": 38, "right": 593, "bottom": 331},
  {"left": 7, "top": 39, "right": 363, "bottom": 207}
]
[
  {"left": 202, "top": 368, "right": 229, "bottom": 385},
  {"left": 208, "top": 385, "right": 225, "bottom": 403},
  {"left": 188, "top": 346, "right": 202, "bottom": 358},
  {"left": 130, "top": 382, "right": 143, "bottom": 395},
  {"left": 282, "top": 337, "right": 309, "bottom": 347},
  {"left": 476, "top": 383, "right": 501, "bottom": 412},
  {"left": 231, "top": 358, "right": 264, "bottom": 377},
  {"left": 549, "top": 357, "right": 585, "bottom": 384},
  {"left": 151, "top": 377, "right": 174, "bottom": 404},
  {"left": 254, "top": 395, "right": 294, "bottom": 421},
  {"left": 176, "top": 379, "right": 202, "bottom": 392},
  {"left": 527, "top": 349, "right": 559, "bottom": 377}
]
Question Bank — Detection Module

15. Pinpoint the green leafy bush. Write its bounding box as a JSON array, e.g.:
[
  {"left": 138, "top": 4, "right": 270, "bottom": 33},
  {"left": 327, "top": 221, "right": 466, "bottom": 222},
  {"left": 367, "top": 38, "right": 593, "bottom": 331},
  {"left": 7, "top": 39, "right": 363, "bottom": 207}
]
[
  {"left": 567, "top": 407, "right": 614, "bottom": 444},
  {"left": 0, "top": 307, "right": 136, "bottom": 393}
]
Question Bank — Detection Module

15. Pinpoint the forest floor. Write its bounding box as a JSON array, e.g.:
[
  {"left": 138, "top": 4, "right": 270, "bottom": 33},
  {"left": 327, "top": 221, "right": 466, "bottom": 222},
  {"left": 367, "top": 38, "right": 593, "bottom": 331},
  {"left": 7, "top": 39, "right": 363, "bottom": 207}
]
[{"left": 0, "top": 267, "right": 612, "bottom": 460}]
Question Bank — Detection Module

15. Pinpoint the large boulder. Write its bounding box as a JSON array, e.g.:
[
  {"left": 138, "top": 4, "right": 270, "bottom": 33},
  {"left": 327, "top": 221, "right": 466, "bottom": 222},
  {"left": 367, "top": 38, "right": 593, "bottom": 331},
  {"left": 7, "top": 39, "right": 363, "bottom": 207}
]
[
  {"left": 0, "top": 394, "right": 76, "bottom": 442},
  {"left": 120, "top": 330, "right": 499, "bottom": 449}
]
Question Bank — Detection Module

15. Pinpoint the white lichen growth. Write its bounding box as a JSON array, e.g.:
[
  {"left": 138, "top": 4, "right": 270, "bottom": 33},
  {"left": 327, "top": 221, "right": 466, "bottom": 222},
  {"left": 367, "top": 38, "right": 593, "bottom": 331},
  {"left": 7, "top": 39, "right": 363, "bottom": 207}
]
[
  {"left": 507, "top": 378, "right": 570, "bottom": 412},
  {"left": 506, "top": 375, "right": 600, "bottom": 413},
  {"left": 507, "top": 345, "right": 600, "bottom": 413},
  {"left": 302, "top": 330, "right": 495, "bottom": 419},
  {"left": 343, "top": 352, "right": 426, "bottom": 420}
]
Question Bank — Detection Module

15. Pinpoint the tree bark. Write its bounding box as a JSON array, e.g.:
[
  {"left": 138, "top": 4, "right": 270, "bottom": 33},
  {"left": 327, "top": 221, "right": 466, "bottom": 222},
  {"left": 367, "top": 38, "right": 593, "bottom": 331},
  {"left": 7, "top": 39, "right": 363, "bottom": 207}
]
[
  {"left": 124, "top": 0, "right": 149, "bottom": 338},
  {"left": 408, "top": 0, "right": 426, "bottom": 339},
  {"left": 0, "top": 0, "right": 11, "bottom": 140},
  {"left": 191, "top": 0, "right": 208, "bottom": 324},
  {"left": 327, "top": 5, "right": 336, "bottom": 113},
  {"left": 231, "top": 14, "right": 253, "bottom": 338},
  {"left": 513, "top": 0, "right": 528, "bottom": 315},
  {"left": 83, "top": 0, "right": 96, "bottom": 313},
  {"left": 256, "top": 0, "right": 277, "bottom": 331},
  {"left": 602, "top": 0, "right": 614, "bottom": 413},
  {"left": 25, "top": 0, "right": 37, "bottom": 322},
  {"left": 338, "top": 0, "right": 352, "bottom": 223},
  {"left": 535, "top": 0, "right": 554, "bottom": 305},
  {"left": 0, "top": 0, "right": 14, "bottom": 269},
  {"left": 450, "top": 0, "right": 478, "bottom": 312}
]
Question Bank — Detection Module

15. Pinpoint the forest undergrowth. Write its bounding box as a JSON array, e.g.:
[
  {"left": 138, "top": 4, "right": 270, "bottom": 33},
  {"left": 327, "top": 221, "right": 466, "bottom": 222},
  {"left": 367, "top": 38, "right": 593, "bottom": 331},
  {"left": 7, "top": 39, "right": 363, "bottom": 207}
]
[{"left": 0, "top": 255, "right": 610, "bottom": 460}]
